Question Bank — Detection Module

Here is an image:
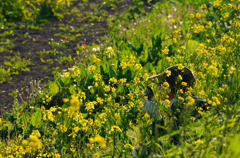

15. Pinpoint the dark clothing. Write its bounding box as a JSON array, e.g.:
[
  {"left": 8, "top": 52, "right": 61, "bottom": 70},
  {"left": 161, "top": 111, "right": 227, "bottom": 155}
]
[
  {"left": 152, "top": 96, "right": 209, "bottom": 143},
  {"left": 170, "top": 96, "right": 209, "bottom": 125}
]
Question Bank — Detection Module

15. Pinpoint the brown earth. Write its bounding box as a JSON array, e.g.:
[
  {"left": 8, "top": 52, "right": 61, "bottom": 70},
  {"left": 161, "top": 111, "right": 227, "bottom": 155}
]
[{"left": 0, "top": 0, "right": 153, "bottom": 114}]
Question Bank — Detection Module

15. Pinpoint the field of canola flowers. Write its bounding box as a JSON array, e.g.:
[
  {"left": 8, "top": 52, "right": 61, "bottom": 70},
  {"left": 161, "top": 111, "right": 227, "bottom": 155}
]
[{"left": 1, "top": 0, "right": 240, "bottom": 157}]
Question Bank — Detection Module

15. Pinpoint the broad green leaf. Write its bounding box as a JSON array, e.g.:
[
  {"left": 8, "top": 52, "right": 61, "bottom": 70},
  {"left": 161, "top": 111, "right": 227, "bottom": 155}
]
[
  {"left": 49, "top": 81, "right": 59, "bottom": 95},
  {"left": 31, "top": 110, "right": 42, "bottom": 127},
  {"left": 60, "top": 76, "right": 71, "bottom": 86},
  {"left": 69, "top": 84, "right": 76, "bottom": 95}
]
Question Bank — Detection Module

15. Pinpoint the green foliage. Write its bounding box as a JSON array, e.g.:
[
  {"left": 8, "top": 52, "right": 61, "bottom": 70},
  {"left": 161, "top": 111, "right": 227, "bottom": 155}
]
[
  {"left": 0, "top": 0, "right": 71, "bottom": 27},
  {"left": 1, "top": 0, "right": 240, "bottom": 157}
]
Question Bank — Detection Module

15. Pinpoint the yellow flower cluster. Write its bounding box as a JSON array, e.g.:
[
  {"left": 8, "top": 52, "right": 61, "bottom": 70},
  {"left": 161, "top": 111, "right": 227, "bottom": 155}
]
[
  {"left": 119, "top": 78, "right": 127, "bottom": 85},
  {"left": 191, "top": 24, "right": 205, "bottom": 33},
  {"left": 120, "top": 55, "right": 136, "bottom": 69},
  {"left": 185, "top": 96, "right": 195, "bottom": 106},
  {"left": 124, "top": 143, "right": 134, "bottom": 151},
  {"left": 89, "top": 135, "right": 107, "bottom": 148},
  {"left": 91, "top": 54, "right": 101, "bottom": 63},
  {"left": 85, "top": 101, "right": 97, "bottom": 112},
  {"left": 88, "top": 65, "right": 96, "bottom": 72},
  {"left": 109, "top": 77, "right": 117, "bottom": 84},
  {"left": 105, "top": 47, "right": 114, "bottom": 55},
  {"left": 162, "top": 47, "right": 169, "bottom": 55},
  {"left": 20, "top": 130, "right": 42, "bottom": 152},
  {"left": 110, "top": 125, "right": 122, "bottom": 133},
  {"left": 165, "top": 70, "right": 171, "bottom": 77}
]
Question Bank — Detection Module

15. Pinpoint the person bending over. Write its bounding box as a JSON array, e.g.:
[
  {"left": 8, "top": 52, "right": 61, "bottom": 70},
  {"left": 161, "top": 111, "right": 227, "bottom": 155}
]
[{"left": 142, "top": 65, "right": 209, "bottom": 141}]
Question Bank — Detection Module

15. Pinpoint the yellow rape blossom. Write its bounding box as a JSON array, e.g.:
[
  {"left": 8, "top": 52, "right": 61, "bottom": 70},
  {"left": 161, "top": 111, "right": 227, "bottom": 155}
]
[
  {"left": 88, "top": 65, "right": 96, "bottom": 72},
  {"left": 196, "top": 13, "right": 201, "bottom": 18},
  {"left": 166, "top": 56, "right": 171, "bottom": 62},
  {"left": 22, "top": 140, "right": 28, "bottom": 146},
  {"left": 185, "top": 96, "right": 195, "bottom": 106},
  {"left": 165, "top": 70, "right": 171, "bottom": 77},
  {"left": 104, "top": 85, "right": 111, "bottom": 92},
  {"left": 134, "top": 64, "right": 142, "bottom": 70},
  {"left": 85, "top": 101, "right": 97, "bottom": 112},
  {"left": 170, "top": 18, "right": 175, "bottom": 23},
  {"left": 94, "top": 74, "right": 102, "bottom": 81},
  {"left": 105, "top": 47, "right": 114, "bottom": 55},
  {"left": 133, "top": 77, "right": 140, "bottom": 85},
  {"left": 97, "top": 97, "right": 104, "bottom": 104},
  {"left": 94, "top": 152, "right": 100, "bottom": 158},
  {"left": 195, "top": 139, "right": 204, "bottom": 145},
  {"left": 54, "top": 154, "right": 61, "bottom": 158},
  {"left": 89, "top": 135, "right": 106, "bottom": 148},
  {"left": 29, "top": 134, "right": 42, "bottom": 151},
  {"left": 109, "top": 77, "right": 117, "bottom": 84},
  {"left": 69, "top": 95, "right": 81, "bottom": 111},
  {"left": 181, "top": 82, "right": 188, "bottom": 87},
  {"left": 63, "top": 72, "right": 70, "bottom": 77},
  {"left": 189, "top": 13, "right": 195, "bottom": 19},
  {"left": 59, "top": 124, "right": 67, "bottom": 133},
  {"left": 119, "top": 78, "right": 127, "bottom": 85},
  {"left": 162, "top": 47, "right": 169, "bottom": 54},
  {"left": 124, "top": 143, "right": 134, "bottom": 151},
  {"left": 111, "top": 125, "right": 122, "bottom": 133},
  {"left": 178, "top": 64, "right": 184, "bottom": 70}
]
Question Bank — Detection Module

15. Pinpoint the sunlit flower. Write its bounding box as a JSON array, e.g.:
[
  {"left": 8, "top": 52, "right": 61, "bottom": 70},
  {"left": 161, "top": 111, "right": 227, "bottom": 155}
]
[
  {"left": 181, "top": 82, "right": 187, "bottom": 87},
  {"left": 196, "top": 13, "right": 201, "bottom": 18},
  {"left": 185, "top": 96, "right": 195, "bottom": 106},
  {"left": 109, "top": 77, "right": 117, "bottom": 84},
  {"left": 104, "top": 85, "right": 111, "bottom": 92},
  {"left": 124, "top": 143, "right": 134, "bottom": 151},
  {"left": 69, "top": 95, "right": 81, "bottom": 111},
  {"left": 29, "top": 135, "right": 42, "bottom": 151},
  {"left": 88, "top": 65, "right": 96, "bottom": 72},
  {"left": 170, "top": 18, "right": 175, "bottom": 23},
  {"left": 119, "top": 78, "right": 127, "bottom": 85},
  {"left": 89, "top": 135, "right": 106, "bottom": 148},
  {"left": 97, "top": 97, "right": 104, "bottom": 104},
  {"left": 105, "top": 47, "right": 114, "bottom": 55},
  {"left": 111, "top": 125, "right": 122, "bottom": 133},
  {"left": 165, "top": 70, "right": 171, "bottom": 77},
  {"left": 54, "top": 153, "right": 61, "bottom": 158},
  {"left": 133, "top": 77, "right": 140, "bottom": 85},
  {"left": 162, "top": 47, "right": 169, "bottom": 54},
  {"left": 178, "top": 64, "right": 184, "bottom": 70},
  {"left": 195, "top": 139, "right": 204, "bottom": 145}
]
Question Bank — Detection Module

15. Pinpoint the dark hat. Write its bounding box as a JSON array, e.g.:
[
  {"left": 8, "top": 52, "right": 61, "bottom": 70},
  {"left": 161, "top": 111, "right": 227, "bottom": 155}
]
[{"left": 148, "top": 65, "right": 195, "bottom": 94}]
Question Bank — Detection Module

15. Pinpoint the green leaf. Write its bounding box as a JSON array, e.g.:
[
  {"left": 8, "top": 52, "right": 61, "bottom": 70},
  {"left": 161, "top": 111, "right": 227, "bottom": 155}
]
[
  {"left": 159, "top": 105, "right": 168, "bottom": 112},
  {"left": 53, "top": 12, "right": 64, "bottom": 19},
  {"left": 31, "top": 110, "right": 41, "bottom": 127},
  {"left": 4, "top": 112, "right": 16, "bottom": 123},
  {"left": 49, "top": 81, "right": 59, "bottom": 95},
  {"left": 110, "top": 67, "right": 117, "bottom": 79},
  {"left": 22, "top": 113, "right": 29, "bottom": 127},
  {"left": 8, "top": 90, "right": 18, "bottom": 96},
  {"left": 128, "top": 43, "right": 138, "bottom": 52},
  {"left": 76, "top": 34, "right": 81, "bottom": 37},
  {"left": 54, "top": 33, "right": 62, "bottom": 37},
  {"left": 40, "top": 58, "right": 45, "bottom": 62},
  {"left": 69, "top": 84, "right": 76, "bottom": 95},
  {"left": 60, "top": 76, "right": 71, "bottom": 86},
  {"left": 4, "top": 61, "right": 12, "bottom": 67},
  {"left": 59, "top": 44, "right": 67, "bottom": 49}
]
